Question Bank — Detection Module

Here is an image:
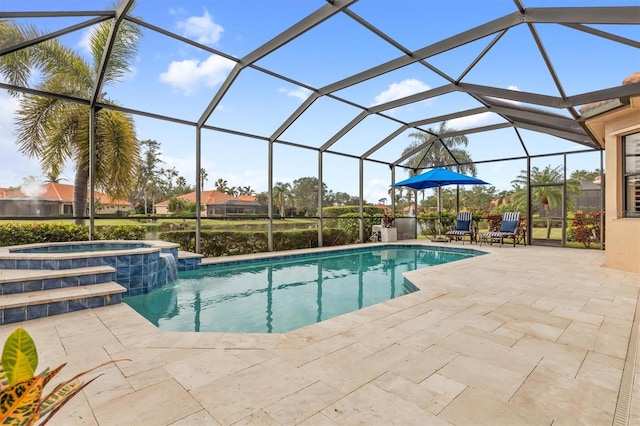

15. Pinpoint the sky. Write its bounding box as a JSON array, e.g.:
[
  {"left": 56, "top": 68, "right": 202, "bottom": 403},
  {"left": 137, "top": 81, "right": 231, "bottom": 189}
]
[{"left": 1, "top": 0, "right": 638, "bottom": 203}]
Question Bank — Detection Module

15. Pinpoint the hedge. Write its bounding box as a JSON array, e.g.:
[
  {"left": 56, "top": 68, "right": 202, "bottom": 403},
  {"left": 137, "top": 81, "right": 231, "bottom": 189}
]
[
  {"left": 160, "top": 228, "right": 354, "bottom": 257},
  {"left": 0, "top": 223, "right": 146, "bottom": 247}
]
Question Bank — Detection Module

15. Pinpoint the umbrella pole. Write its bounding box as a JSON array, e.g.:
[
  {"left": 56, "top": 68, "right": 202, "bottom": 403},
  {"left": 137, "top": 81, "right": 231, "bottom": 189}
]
[{"left": 433, "top": 185, "right": 447, "bottom": 242}]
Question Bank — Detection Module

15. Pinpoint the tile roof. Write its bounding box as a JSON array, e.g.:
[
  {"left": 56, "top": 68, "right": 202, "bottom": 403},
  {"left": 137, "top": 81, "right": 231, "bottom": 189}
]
[
  {"left": 155, "top": 190, "right": 237, "bottom": 207},
  {"left": 0, "top": 183, "right": 129, "bottom": 206}
]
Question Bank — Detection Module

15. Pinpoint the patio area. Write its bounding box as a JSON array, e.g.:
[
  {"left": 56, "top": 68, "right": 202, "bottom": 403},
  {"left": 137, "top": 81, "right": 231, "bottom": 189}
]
[{"left": 2, "top": 242, "right": 639, "bottom": 425}]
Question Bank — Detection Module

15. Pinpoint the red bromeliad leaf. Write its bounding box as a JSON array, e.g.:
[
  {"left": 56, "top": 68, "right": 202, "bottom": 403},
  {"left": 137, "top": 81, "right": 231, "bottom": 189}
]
[
  {"left": 40, "top": 359, "right": 129, "bottom": 418},
  {"left": 0, "top": 376, "right": 44, "bottom": 425},
  {"left": 38, "top": 380, "right": 84, "bottom": 418},
  {"left": 39, "top": 377, "right": 100, "bottom": 425},
  {"left": 39, "top": 364, "right": 65, "bottom": 390}
]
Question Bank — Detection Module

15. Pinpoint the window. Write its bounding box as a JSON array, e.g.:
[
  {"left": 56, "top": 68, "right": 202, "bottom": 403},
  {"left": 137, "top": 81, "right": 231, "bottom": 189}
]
[{"left": 624, "top": 132, "right": 640, "bottom": 217}]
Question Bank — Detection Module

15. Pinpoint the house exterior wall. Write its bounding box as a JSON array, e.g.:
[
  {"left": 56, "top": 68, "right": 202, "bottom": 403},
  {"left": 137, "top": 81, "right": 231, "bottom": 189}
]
[
  {"left": 98, "top": 204, "right": 129, "bottom": 214},
  {"left": 155, "top": 205, "right": 169, "bottom": 215},
  {"left": 588, "top": 96, "right": 640, "bottom": 273}
]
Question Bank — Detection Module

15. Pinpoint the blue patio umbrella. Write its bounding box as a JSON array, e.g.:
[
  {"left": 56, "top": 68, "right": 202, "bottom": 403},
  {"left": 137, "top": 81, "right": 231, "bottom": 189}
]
[
  {"left": 392, "top": 167, "right": 489, "bottom": 190},
  {"left": 392, "top": 167, "right": 490, "bottom": 239}
]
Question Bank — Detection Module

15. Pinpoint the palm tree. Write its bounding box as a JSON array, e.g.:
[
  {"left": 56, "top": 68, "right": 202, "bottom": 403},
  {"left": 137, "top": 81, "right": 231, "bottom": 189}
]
[
  {"left": 272, "top": 181, "right": 291, "bottom": 217},
  {"left": 511, "top": 165, "right": 580, "bottom": 238},
  {"left": 239, "top": 185, "right": 255, "bottom": 196},
  {"left": 214, "top": 178, "right": 230, "bottom": 194},
  {"left": 44, "top": 172, "right": 67, "bottom": 184},
  {"left": 199, "top": 168, "right": 208, "bottom": 191},
  {"left": 1, "top": 17, "right": 142, "bottom": 225},
  {"left": 402, "top": 121, "right": 475, "bottom": 213},
  {"left": 176, "top": 176, "right": 187, "bottom": 190}
]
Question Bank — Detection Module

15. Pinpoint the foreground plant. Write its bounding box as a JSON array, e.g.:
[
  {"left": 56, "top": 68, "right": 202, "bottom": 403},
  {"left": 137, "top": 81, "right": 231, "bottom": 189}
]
[{"left": 0, "top": 327, "right": 128, "bottom": 425}]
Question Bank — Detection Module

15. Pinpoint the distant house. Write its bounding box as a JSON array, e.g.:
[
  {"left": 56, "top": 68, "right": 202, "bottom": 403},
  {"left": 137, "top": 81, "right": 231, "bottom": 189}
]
[
  {"left": 154, "top": 190, "right": 268, "bottom": 216},
  {"left": 572, "top": 180, "right": 602, "bottom": 213},
  {"left": 0, "top": 183, "right": 130, "bottom": 217}
]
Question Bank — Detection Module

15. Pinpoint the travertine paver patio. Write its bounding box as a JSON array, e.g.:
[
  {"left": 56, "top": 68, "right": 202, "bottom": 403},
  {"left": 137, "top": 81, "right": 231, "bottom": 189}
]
[{"left": 1, "top": 241, "right": 639, "bottom": 425}]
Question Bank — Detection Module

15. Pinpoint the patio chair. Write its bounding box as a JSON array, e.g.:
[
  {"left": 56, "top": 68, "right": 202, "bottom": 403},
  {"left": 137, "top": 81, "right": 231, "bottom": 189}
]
[
  {"left": 481, "top": 212, "right": 521, "bottom": 247},
  {"left": 445, "top": 211, "right": 474, "bottom": 244}
]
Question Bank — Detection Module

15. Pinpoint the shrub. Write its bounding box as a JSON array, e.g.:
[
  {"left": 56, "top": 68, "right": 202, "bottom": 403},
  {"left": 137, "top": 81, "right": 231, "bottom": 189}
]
[
  {"left": 323, "top": 206, "right": 385, "bottom": 229},
  {"left": 0, "top": 223, "right": 87, "bottom": 247},
  {"left": 568, "top": 211, "right": 603, "bottom": 248},
  {"left": 95, "top": 224, "right": 146, "bottom": 240},
  {"left": 416, "top": 212, "right": 455, "bottom": 237},
  {"left": 335, "top": 212, "right": 379, "bottom": 243},
  {"left": 0, "top": 223, "right": 146, "bottom": 247},
  {"left": 160, "top": 228, "right": 354, "bottom": 257}
]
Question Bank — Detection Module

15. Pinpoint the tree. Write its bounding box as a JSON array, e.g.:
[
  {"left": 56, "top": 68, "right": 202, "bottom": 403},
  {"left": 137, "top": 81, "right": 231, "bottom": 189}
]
[
  {"left": 291, "top": 177, "right": 331, "bottom": 217},
  {"left": 272, "top": 181, "right": 291, "bottom": 217},
  {"left": 255, "top": 191, "right": 269, "bottom": 203},
  {"left": 44, "top": 172, "right": 66, "bottom": 183},
  {"left": 511, "top": 165, "right": 580, "bottom": 238},
  {"left": 238, "top": 185, "right": 255, "bottom": 196},
  {"left": 402, "top": 121, "right": 476, "bottom": 213},
  {"left": 199, "top": 168, "right": 208, "bottom": 191},
  {"left": 459, "top": 185, "right": 497, "bottom": 212},
  {"left": 1, "top": 17, "right": 142, "bottom": 225},
  {"left": 175, "top": 176, "right": 187, "bottom": 190},
  {"left": 569, "top": 169, "right": 601, "bottom": 184},
  {"left": 332, "top": 191, "right": 359, "bottom": 206},
  {"left": 133, "top": 139, "right": 164, "bottom": 215},
  {"left": 168, "top": 197, "right": 186, "bottom": 214},
  {"left": 214, "top": 178, "right": 230, "bottom": 194}
]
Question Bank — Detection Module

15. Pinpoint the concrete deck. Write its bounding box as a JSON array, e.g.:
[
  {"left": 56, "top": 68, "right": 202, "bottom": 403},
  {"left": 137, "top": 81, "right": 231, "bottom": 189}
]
[{"left": 2, "top": 241, "right": 639, "bottom": 425}]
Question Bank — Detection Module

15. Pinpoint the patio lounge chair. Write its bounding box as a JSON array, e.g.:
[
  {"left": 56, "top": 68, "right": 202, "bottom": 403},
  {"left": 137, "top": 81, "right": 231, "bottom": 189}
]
[
  {"left": 481, "top": 212, "right": 521, "bottom": 247},
  {"left": 445, "top": 211, "right": 474, "bottom": 244}
]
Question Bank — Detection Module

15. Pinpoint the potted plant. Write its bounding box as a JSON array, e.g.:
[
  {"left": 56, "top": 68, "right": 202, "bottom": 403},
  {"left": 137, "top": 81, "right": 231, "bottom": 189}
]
[{"left": 381, "top": 213, "right": 397, "bottom": 242}]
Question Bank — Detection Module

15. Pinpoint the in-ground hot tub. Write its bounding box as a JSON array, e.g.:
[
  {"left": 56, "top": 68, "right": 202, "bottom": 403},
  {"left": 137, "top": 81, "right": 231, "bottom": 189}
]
[{"left": 0, "top": 240, "right": 180, "bottom": 295}]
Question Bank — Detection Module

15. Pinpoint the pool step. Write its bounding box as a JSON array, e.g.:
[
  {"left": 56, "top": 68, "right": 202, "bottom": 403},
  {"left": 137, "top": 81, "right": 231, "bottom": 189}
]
[
  {"left": 0, "top": 266, "right": 125, "bottom": 325},
  {"left": 0, "top": 266, "right": 115, "bottom": 295},
  {"left": 0, "top": 281, "right": 127, "bottom": 325}
]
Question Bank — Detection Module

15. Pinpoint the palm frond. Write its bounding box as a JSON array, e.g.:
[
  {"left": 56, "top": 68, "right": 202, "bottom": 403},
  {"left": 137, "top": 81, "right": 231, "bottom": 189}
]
[
  {"left": 0, "top": 20, "right": 41, "bottom": 90},
  {"left": 36, "top": 43, "right": 94, "bottom": 97},
  {"left": 15, "top": 95, "right": 62, "bottom": 159},
  {"left": 95, "top": 109, "right": 140, "bottom": 198},
  {"left": 90, "top": 8, "right": 141, "bottom": 85}
]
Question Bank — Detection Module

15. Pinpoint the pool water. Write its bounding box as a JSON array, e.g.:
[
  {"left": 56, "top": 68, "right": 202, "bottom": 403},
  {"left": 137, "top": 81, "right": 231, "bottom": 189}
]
[{"left": 124, "top": 246, "right": 478, "bottom": 333}]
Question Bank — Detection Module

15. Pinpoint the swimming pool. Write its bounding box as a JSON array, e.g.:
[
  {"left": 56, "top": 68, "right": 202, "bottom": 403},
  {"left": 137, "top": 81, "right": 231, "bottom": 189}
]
[{"left": 124, "top": 245, "right": 481, "bottom": 333}]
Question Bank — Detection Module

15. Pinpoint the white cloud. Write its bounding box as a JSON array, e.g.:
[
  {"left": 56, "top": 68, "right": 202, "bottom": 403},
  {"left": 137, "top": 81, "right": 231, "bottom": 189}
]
[
  {"left": 0, "top": 92, "right": 49, "bottom": 187},
  {"left": 168, "top": 7, "right": 187, "bottom": 16},
  {"left": 176, "top": 9, "right": 223, "bottom": 45},
  {"left": 448, "top": 111, "right": 496, "bottom": 130},
  {"left": 486, "top": 84, "right": 522, "bottom": 106},
  {"left": 77, "top": 28, "right": 93, "bottom": 54},
  {"left": 447, "top": 84, "right": 522, "bottom": 130},
  {"left": 372, "top": 78, "right": 430, "bottom": 106},
  {"left": 159, "top": 54, "right": 235, "bottom": 95},
  {"left": 364, "top": 177, "right": 391, "bottom": 204},
  {"left": 278, "top": 86, "right": 312, "bottom": 102},
  {"left": 0, "top": 92, "right": 19, "bottom": 147}
]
